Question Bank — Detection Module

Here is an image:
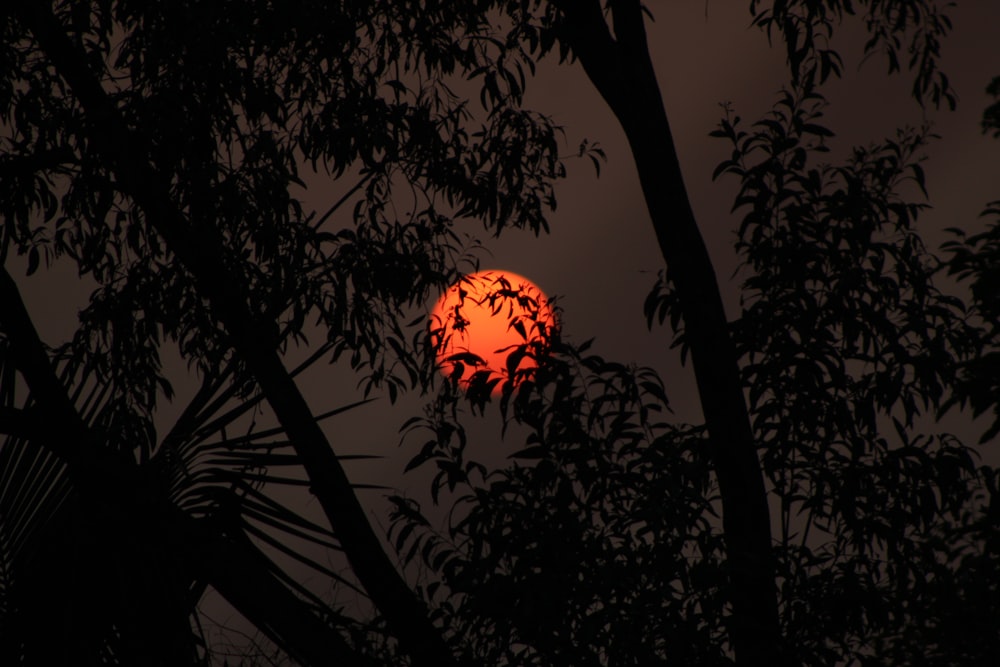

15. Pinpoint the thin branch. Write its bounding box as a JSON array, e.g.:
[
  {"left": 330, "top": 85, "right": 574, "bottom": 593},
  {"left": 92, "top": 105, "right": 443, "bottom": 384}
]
[{"left": 313, "top": 172, "right": 373, "bottom": 230}]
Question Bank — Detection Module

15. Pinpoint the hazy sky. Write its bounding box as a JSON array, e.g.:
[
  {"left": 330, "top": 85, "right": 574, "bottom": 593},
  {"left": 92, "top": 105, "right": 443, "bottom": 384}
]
[{"left": 9, "top": 0, "right": 1000, "bottom": 648}]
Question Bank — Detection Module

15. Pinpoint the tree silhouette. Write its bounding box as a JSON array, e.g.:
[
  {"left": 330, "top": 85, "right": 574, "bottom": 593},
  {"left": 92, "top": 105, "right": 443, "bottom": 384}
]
[
  {"left": 0, "top": 1, "right": 997, "bottom": 666},
  {"left": 395, "top": 1, "right": 998, "bottom": 665},
  {"left": 2, "top": 1, "right": 559, "bottom": 663}
]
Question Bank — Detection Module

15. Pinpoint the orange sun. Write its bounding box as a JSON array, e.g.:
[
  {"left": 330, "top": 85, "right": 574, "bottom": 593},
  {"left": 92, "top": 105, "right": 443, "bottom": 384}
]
[{"left": 430, "top": 270, "right": 556, "bottom": 396}]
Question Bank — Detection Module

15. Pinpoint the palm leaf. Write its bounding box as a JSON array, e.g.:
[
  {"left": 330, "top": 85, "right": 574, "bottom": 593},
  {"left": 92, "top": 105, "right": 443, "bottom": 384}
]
[{"left": 144, "top": 329, "right": 390, "bottom": 636}]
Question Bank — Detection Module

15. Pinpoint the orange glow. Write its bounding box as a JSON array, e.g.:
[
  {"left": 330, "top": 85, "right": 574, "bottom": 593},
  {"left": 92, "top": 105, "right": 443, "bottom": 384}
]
[{"left": 430, "top": 270, "right": 556, "bottom": 395}]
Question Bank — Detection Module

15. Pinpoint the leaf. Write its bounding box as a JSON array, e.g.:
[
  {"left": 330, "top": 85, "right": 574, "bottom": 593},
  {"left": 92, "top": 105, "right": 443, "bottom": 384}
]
[
  {"left": 911, "top": 162, "right": 928, "bottom": 197},
  {"left": 508, "top": 445, "right": 547, "bottom": 460},
  {"left": 26, "top": 247, "right": 39, "bottom": 276}
]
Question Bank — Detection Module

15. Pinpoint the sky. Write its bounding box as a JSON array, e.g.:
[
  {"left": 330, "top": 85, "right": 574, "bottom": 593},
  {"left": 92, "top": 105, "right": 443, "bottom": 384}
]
[{"left": 9, "top": 0, "right": 1000, "bottom": 654}]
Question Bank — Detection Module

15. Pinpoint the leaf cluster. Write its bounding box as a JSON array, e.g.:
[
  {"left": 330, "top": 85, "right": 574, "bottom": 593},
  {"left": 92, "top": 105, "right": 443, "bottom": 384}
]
[
  {"left": 703, "top": 28, "right": 995, "bottom": 659},
  {"left": 749, "top": 0, "right": 957, "bottom": 109},
  {"left": 392, "top": 339, "right": 731, "bottom": 665},
  {"left": 0, "top": 0, "right": 574, "bottom": 433},
  {"left": 0, "top": 0, "right": 577, "bottom": 662},
  {"left": 936, "top": 76, "right": 1000, "bottom": 444},
  {"left": 391, "top": 2, "right": 999, "bottom": 664}
]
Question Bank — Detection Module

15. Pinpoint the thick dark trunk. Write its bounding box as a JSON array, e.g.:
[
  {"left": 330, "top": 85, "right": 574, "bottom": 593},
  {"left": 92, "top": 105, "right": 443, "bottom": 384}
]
[
  {"left": 10, "top": 5, "right": 454, "bottom": 664},
  {"left": 552, "top": 1, "right": 782, "bottom": 663}
]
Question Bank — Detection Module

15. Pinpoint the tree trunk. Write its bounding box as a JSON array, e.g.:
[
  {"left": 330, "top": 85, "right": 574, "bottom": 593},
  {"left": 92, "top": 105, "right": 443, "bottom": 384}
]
[{"left": 552, "top": 1, "right": 783, "bottom": 663}]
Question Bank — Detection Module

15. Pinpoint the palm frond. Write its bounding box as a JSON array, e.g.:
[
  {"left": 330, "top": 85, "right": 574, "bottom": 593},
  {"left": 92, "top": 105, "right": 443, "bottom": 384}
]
[{"left": 143, "top": 329, "right": 388, "bottom": 635}]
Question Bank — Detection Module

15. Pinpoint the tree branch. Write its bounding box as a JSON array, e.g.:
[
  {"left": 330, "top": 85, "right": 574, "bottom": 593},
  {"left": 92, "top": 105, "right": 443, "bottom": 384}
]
[
  {"left": 609, "top": 0, "right": 648, "bottom": 52},
  {"left": 0, "top": 405, "right": 38, "bottom": 439},
  {"left": 0, "top": 266, "right": 98, "bottom": 468}
]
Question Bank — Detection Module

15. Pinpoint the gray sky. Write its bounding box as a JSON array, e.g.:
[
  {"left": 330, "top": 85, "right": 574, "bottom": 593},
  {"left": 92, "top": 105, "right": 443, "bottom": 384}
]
[{"left": 8, "top": 1, "right": 1000, "bottom": 651}]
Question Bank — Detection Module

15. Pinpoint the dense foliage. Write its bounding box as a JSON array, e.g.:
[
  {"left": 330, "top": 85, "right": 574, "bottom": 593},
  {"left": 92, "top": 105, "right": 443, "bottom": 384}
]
[
  {"left": 390, "top": 2, "right": 1000, "bottom": 665},
  {"left": 0, "top": 1, "right": 996, "bottom": 665}
]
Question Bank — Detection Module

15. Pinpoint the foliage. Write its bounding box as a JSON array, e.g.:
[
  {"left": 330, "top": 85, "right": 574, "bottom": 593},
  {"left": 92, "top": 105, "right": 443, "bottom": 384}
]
[
  {"left": 388, "top": 2, "right": 1000, "bottom": 666},
  {"left": 942, "top": 202, "right": 1000, "bottom": 444},
  {"left": 393, "top": 338, "right": 733, "bottom": 665},
  {"left": 0, "top": 0, "right": 567, "bottom": 408},
  {"left": 393, "top": 96, "right": 998, "bottom": 656},
  {"left": 748, "top": 0, "right": 957, "bottom": 109},
  {"left": 0, "top": 1, "right": 998, "bottom": 665},
  {"left": 708, "top": 87, "right": 988, "bottom": 664},
  {"left": 939, "top": 77, "right": 1000, "bottom": 443},
  {"left": 0, "top": 0, "right": 568, "bottom": 663},
  {"left": 983, "top": 75, "right": 1000, "bottom": 139}
]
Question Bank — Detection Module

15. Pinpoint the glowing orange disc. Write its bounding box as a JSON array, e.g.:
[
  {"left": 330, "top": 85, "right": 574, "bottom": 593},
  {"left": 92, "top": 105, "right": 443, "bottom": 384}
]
[{"left": 430, "top": 270, "right": 556, "bottom": 395}]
